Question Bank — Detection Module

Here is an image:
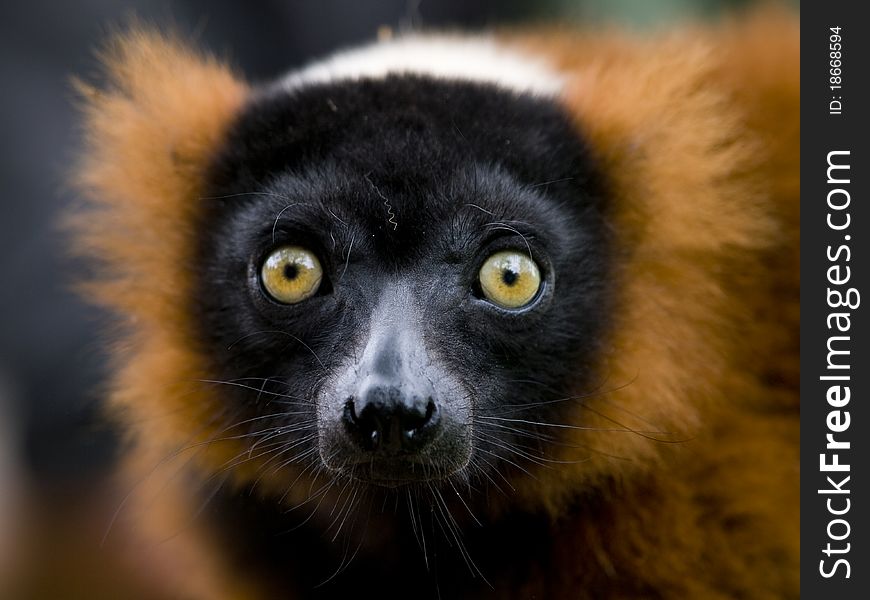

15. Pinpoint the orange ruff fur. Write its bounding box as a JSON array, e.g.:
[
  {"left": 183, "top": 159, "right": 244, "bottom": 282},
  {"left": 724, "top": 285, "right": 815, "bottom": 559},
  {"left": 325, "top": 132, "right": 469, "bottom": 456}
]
[{"left": 73, "top": 11, "right": 799, "bottom": 599}]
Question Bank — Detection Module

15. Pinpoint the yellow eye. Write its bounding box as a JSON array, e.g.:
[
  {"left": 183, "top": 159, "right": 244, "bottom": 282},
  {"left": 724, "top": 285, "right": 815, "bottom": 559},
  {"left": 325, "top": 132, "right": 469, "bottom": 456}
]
[
  {"left": 260, "top": 246, "right": 323, "bottom": 304},
  {"left": 478, "top": 250, "right": 542, "bottom": 309}
]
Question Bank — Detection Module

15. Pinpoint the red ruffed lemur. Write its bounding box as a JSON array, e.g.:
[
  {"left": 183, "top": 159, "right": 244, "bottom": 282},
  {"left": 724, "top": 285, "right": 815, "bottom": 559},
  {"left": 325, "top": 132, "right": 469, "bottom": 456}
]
[{"left": 72, "top": 7, "right": 799, "bottom": 599}]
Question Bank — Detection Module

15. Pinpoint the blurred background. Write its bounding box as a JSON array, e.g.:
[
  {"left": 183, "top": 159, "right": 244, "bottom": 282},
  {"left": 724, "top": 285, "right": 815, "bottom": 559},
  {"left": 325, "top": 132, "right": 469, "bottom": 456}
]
[{"left": 0, "top": 0, "right": 794, "bottom": 597}]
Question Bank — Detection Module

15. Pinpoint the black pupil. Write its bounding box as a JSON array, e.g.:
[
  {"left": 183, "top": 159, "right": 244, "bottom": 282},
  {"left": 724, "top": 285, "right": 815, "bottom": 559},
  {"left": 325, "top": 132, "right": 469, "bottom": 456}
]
[
  {"left": 501, "top": 269, "right": 519, "bottom": 286},
  {"left": 283, "top": 263, "right": 299, "bottom": 280}
]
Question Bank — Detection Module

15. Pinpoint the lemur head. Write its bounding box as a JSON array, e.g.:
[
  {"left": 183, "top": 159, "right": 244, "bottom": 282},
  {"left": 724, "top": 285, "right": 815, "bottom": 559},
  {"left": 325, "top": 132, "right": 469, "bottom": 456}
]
[{"left": 74, "top": 30, "right": 765, "bottom": 514}]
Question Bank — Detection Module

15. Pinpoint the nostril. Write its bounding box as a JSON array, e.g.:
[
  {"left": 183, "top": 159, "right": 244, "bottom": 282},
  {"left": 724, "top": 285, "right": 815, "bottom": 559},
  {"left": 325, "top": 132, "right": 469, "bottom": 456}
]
[
  {"left": 400, "top": 398, "right": 439, "bottom": 447},
  {"left": 343, "top": 397, "right": 382, "bottom": 451},
  {"left": 343, "top": 398, "right": 358, "bottom": 425},
  {"left": 402, "top": 398, "right": 436, "bottom": 433}
]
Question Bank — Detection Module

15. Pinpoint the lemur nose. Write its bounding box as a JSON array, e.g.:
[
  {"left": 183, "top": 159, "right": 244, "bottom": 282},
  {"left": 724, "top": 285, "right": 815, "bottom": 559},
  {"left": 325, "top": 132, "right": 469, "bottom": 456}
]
[{"left": 343, "top": 386, "right": 439, "bottom": 453}]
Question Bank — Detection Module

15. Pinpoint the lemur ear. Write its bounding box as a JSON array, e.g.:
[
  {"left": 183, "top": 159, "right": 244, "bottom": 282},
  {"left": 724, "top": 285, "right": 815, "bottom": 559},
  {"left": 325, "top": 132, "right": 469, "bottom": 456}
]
[{"left": 72, "top": 29, "right": 248, "bottom": 323}]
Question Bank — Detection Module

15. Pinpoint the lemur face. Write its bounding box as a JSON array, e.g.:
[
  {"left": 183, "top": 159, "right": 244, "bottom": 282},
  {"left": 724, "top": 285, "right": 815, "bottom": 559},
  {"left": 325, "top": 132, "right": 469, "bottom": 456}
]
[{"left": 194, "top": 74, "right": 610, "bottom": 489}]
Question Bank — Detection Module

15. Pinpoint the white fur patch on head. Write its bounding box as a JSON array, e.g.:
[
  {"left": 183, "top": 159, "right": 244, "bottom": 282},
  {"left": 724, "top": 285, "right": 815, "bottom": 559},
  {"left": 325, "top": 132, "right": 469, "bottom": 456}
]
[{"left": 277, "top": 35, "right": 565, "bottom": 96}]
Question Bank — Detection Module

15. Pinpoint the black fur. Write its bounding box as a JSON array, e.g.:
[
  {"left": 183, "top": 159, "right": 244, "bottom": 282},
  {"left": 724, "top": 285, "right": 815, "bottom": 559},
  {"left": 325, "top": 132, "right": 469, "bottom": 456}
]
[{"left": 191, "top": 75, "right": 612, "bottom": 597}]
